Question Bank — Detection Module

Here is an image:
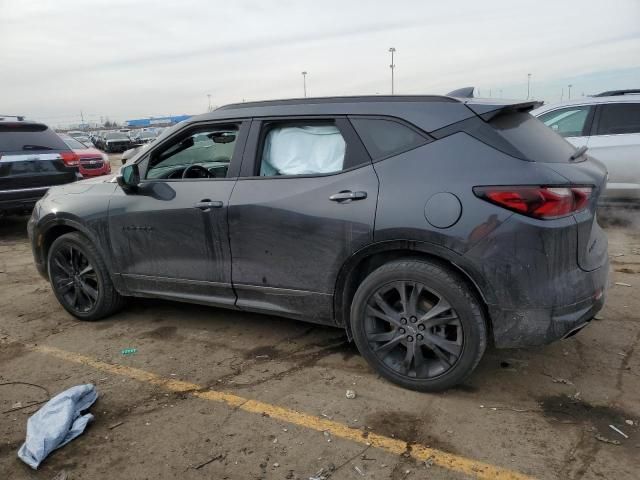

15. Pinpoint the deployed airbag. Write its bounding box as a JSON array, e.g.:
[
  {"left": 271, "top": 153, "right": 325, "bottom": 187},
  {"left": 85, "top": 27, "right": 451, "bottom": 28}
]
[{"left": 261, "top": 125, "right": 345, "bottom": 176}]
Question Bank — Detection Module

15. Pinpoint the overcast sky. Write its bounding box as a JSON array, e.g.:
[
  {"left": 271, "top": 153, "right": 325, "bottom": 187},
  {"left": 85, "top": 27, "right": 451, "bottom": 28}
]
[{"left": 1, "top": 0, "right": 639, "bottom": 126}]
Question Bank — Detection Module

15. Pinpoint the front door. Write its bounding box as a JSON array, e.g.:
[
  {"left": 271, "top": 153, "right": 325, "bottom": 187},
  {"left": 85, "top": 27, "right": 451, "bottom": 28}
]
[
  {"left": 228, "top": 117, "right": 378, "bottom": 323},
  {"left": 108, "top": 120, "right": 249, "bottom": 306}
]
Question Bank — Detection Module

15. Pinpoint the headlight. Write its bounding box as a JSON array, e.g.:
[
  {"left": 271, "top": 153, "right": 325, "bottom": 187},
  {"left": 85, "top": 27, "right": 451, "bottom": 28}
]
[{"left": 101, "top": 153, "right": 109, "bottom": 162}]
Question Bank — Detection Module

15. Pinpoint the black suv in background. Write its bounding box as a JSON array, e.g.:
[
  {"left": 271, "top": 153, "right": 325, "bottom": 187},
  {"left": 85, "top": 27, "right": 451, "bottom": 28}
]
[
  {"left": 1, "top": 116, "right": 79, "bottom": 215},
  {"left": 28, "top": 95, "right": 608, "bottom": 391}
]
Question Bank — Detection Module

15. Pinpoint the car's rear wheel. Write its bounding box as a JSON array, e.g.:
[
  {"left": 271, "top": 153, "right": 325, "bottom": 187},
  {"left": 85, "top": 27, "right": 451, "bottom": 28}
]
[
  {"left": 48, "top": 232, "right": 124, "bottom": 321},
  {"left": 350, "top": 259, "right": 487, "bottom": 392}
]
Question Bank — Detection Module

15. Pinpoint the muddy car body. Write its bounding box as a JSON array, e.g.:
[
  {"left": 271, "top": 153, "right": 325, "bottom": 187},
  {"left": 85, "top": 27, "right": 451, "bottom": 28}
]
[{"left": 28, "top": 94, "right": 608, "bottom": 391}]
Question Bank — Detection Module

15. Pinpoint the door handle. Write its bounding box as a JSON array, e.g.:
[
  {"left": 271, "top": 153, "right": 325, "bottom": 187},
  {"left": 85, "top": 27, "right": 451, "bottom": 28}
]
[
  {"left": 329, "top": 191, "right": 367, "bottom": 202},
  {"left": 193, "top": 200, "right": 223, "bottom": 210}
]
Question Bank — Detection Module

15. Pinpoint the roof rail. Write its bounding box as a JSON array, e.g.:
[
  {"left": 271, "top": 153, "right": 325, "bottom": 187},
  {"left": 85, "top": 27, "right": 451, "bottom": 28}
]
[
  {"left": 592, "top": 89, "right": 640, "bottom": 97},
  {"left": 446, "top": 87, "right": 475, "bottom": 98},
  {"left": 0, "top": 114, "right": 25, "bottom": 121}
]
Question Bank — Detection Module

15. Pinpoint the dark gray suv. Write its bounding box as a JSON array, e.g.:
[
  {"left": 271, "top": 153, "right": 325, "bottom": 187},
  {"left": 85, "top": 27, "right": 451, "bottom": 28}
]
[{"left": 28, "top": 95, "right": 609, "bottom": 391}]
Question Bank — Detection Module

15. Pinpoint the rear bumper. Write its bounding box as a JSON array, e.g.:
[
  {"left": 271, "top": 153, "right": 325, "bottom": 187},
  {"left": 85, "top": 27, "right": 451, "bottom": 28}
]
[
  {"left": 488, "top": 261, "right": 608, "bottom": 348},
  {"left": 0, "top": 187, "right": 50, "bottom": 213}
]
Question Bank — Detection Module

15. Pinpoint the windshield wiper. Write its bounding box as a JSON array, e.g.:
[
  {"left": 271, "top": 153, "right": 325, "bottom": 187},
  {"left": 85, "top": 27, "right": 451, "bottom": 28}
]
[
  {"left": 22, "top": 144, "right": 54, "bottom": 150},
  {"left": 570, "top": 145, "right": 588, "bottom": 161}
]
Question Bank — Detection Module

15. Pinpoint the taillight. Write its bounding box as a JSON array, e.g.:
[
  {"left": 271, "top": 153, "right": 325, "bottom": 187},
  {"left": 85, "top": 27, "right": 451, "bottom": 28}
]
[
  {"left": 60, "top": 151, "right": 79, "bottom": 167},
  {"left": 474, "top": 186, "right": 593, "bottom": 219}
]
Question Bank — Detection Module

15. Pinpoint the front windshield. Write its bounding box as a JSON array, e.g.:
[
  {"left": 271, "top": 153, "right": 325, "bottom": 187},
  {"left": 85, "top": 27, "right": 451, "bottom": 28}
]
[{"left": 140, "top": 131, "right": 155, "bottom": 139}]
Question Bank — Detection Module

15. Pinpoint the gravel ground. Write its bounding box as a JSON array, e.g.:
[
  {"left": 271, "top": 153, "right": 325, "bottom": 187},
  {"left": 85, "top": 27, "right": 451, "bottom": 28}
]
[{"left": 0, "top": 164, "right": 638, "bottom": 479}]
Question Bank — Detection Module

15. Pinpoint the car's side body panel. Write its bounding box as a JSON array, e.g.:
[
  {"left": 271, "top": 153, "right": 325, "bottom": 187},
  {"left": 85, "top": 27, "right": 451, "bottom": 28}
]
[{"left": 227, "top": 116, "right": 379, "bottom": 323}]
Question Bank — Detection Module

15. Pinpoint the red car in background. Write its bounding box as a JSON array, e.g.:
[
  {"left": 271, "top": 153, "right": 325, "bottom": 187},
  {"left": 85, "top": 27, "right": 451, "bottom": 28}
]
[{"left": 59, "top": 134, "right": 111, "bottom": 177}]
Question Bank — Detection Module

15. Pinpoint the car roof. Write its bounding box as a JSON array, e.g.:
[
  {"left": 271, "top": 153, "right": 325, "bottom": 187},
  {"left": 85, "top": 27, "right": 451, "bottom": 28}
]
[
  {"left": 190, "top": 94, "right": 519, "bottom": 133},
  {"left": 532, "top": 93, "right": 640, "bottom": 114}
]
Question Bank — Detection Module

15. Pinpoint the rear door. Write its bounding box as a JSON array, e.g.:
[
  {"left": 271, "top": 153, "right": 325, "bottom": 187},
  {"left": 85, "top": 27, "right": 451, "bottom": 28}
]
[
  {"left": 0, "top": 123, "right": 76, "bottom": 205},
  {"left": 586, "top": 102, "right": 640, "bottom": 203},
  {"left": 228, "top": 117, "right": 378, "bottom": 323}
]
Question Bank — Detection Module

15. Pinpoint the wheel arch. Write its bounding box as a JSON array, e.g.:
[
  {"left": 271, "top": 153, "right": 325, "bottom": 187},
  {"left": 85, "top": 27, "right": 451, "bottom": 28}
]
[
  {"left": 334, "top": 240, "right": 494, "bottom": 341},
  {"left": 39, "top": 218, "right": 116, "bottom": 281}
]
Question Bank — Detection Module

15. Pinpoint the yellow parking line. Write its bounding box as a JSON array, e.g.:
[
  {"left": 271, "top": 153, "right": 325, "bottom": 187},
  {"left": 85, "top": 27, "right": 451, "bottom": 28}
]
[{"left": 33, "top": 344, "right": 535, "bottom": 480}]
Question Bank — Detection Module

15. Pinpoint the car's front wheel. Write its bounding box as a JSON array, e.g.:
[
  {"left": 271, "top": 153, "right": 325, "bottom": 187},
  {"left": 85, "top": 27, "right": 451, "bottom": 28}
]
[
  {"left": 48, "top": 232, "right": 124, "bottom": 321},
  {"left": 350, "top": 259, "right": 487, "bottom": 392}
]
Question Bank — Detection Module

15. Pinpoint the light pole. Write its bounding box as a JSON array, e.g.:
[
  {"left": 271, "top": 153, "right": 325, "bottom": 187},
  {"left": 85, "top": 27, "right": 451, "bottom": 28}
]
[
  {"left": 389, "top": 47, "right": 396, "bottom": 94},
  {"left": 207, "top": 94, "right": 212, "bottom": 112},
  {"left": 527, "top": 73, "right": 532, "bottom": 99},
  {"left": 568, "top": 84, "right": 573, "bottom": 100},
  {"left": 301, "top": 71, "right": 307, "bottom": 97}
]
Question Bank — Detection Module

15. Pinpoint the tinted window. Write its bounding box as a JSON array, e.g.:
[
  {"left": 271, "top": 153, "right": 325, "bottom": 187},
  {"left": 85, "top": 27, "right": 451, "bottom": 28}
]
[
  {"left": 596, "top": 103, "right": 640, "bottom": 135},
  {"left": 538, "top": 106, "right": 591, "bottom": 137},
  {"left": 61, "top": 136, "right": 87, "bottom": 150},
  {"left": 259, "top": 123, "right": 346, "bottom": 176},
  {"left": 490, "top": 113, "right": 576, "bottom": 163},
  {"left": 0, "top": 124, "right": 68, "bottom": 152},
  {"left": 350, "top": 118, "right": 428, "bottom": 160},
  {"left": 146, "top": 125, "right": 239, "bottom": 180}
]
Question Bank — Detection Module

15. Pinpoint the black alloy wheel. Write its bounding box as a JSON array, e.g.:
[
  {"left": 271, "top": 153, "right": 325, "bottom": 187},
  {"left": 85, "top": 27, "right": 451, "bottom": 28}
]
[
  {"left": 50, "top": 244, "right": 99, "bottom": 313},
  {"left": 47, "top": 232, "right": 124, "bottom": 320},
  {"left": 364, "top": 281, "right": 463, "bottom": 379},
  {"left": 351, "top": 260, "right": 487, "bottom": 391}
]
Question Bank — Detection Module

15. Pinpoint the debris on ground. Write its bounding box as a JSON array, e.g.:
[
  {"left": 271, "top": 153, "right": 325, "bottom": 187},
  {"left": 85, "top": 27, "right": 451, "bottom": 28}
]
[
  {"left": 353, "top": 465, "right": 365, "bottom": 476},
  {"left": 614, "top": 282, "right": 632, "bottom": 287},
  {"left": 108, "top": 421, "right": 124, "bottom": 430},
  {"left": 625, "top": 419, "right": 634, "bottom": 426},
  {"left": 121, "top": 348, "right": 137, "bottom": 355},
  {"left": 594, "top": 434, "right": 621, "bottom": 446},
  {"left": 424, "top": 456, "right": 435, "bottom": 467},
  {"left": 609, "top": 425, "right": 629, "bottom": 439},
  {"left": 345, "top": 389, "right": 356, "bottom": 399},
  {"left": 547, "top": 375, "right": 574, "bottom": 385},
  {"left": 51, "top": 470, "right": 68, "bottom": 480},
  {"left": 594, "top": 315, "right": 604, "bottom": 320},
  {"left": 193, "top": 453, "right": 226, "bottom": 469},
  {"left": 309, "top": 463, "right": 336, "bottom": 480},
  {"left": 17, "top": 384, "right": 98, "bottom": 469},
  {"left": 323, "top": 431, "right": 331, "bottom": 442}
]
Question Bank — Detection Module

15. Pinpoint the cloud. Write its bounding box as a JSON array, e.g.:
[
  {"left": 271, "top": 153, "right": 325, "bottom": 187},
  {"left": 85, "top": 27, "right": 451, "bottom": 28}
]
[{"left": 1, "top": 0, "right": 639, "bottom": 126}]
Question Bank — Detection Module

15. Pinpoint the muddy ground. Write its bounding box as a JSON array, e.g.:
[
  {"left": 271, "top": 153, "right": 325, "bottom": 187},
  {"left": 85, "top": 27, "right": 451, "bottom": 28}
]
[{"left": 1, "top": 162, "right": 639, "bottom": 479}]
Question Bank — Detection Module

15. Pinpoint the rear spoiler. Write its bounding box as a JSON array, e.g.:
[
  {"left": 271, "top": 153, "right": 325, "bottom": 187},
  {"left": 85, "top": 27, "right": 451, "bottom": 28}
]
[{"left": 446, "top": 86, "right": 542, "bottom": 121}]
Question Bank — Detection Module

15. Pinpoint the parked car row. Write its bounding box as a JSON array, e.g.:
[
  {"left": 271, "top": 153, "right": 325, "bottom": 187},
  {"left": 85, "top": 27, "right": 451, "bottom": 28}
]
[{"left": 65, "top": 128, "right": 163, "bottom": 153}]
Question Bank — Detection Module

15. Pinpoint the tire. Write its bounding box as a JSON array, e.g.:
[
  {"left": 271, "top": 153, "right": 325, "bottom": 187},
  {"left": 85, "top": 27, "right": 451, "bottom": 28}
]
[
  {"left": 47, "top": 232, "right": 125, "bottom": 321},
  {"left": 350, "top": 259, "right": 487, "bottom": 392}
]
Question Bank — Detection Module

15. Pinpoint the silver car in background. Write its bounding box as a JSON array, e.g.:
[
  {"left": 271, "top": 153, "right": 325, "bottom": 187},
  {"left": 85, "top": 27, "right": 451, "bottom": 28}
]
[{"left": 532, "top": 90, "right": 640, "bottom": 207}]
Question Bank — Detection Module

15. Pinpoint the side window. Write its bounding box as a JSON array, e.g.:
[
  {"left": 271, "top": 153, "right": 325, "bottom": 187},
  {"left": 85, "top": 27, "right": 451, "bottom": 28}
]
[
  {"left": 259, "top": 122, "right": 346, "bottom": 176},
  {"left": 146, "top": 124, "right": 239, "bottom": 180},
  {"left": 350, "top": 118, "right": 429, "bottom": 160},
  {"left": 537, "top": 106, "right": 591, "bottom": 137},
  {"left": 596, "top": 103, "right": 640, "bottom": 135}
]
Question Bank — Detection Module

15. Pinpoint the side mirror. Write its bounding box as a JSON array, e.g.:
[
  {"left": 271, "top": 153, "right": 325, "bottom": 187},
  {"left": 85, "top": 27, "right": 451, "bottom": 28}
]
[{"left": 116, "top": 163, "right": 140, "bottom": 191}]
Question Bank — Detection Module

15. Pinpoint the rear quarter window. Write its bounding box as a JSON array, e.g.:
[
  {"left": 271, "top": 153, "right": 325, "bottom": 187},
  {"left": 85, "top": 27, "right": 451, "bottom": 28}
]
[
  {"left": 490, "top": 112, "right": 577, "bottom": 163},
  {"left": 350, "top": 118, "right": 429, "bottom": 161},
  {"left": 0, "top": 124, "right": 68, "bottom": 152}
]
